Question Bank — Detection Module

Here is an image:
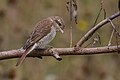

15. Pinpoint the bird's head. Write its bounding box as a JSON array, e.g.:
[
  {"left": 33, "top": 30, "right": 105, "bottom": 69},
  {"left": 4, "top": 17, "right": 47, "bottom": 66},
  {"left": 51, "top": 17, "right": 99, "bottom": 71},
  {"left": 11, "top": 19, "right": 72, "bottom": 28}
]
[{"left": 50, "top": 16, "right": 65, "bottom": 34}]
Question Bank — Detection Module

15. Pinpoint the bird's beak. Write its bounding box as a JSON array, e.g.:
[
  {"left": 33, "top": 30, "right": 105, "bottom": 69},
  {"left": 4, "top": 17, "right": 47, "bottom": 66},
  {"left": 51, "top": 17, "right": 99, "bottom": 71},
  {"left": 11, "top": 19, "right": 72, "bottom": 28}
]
[
  {"left": 60, "top": 28, "right": 64, "bottom": 34},
  {"left": 60, "top": 25, "right": 65, "bottom": 34}
]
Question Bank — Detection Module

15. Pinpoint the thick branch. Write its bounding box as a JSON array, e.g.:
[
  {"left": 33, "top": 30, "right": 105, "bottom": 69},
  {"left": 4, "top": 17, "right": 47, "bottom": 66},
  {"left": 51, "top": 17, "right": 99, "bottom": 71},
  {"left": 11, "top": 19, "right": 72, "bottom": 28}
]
[
  {"left": 76, "top": 11, "right": 120, "bottom": 47},
  {"left": 0, "top": 45, "right": 120, "bottom": 60}
]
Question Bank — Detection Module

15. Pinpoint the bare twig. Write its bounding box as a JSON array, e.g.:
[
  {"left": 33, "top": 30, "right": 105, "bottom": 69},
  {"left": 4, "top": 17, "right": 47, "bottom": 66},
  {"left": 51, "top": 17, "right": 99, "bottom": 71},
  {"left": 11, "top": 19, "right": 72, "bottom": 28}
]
[
  {"left": 92, "top": 1, "right": 103, "bottom": 27},
  {"left": 69, "top": 24, "right": 73, "bottom": 48},
  {"left": 108, "top": 29, "right": 114, "bottom": 46},
  {"left": 70, "top": 0, "right": 73, "bottom": 47},
  {"left": 103, "top": 9, "right": 106, "bottom": 19},
  {"left": 108, "top": 19, "right": 120, "bottom": 36},
  {"left": 115, "top": 31, "right": 119, "bottom": 54},
  {"left": 92, "top": 8, "right": 102, "bottom": 27},
  {"left": 101, "top": 0, "right": 106, "bottom": 19},
  {"left": 75, "top": 11, "right": 120, "bottom": 47},
  {"left": 67, "top": 0, "right": 77, "bottom": 47}
]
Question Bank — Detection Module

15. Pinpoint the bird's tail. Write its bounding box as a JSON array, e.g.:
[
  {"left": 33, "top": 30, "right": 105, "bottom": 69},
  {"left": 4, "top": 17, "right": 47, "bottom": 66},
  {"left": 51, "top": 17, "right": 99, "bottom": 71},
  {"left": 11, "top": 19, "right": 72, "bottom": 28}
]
[
  {"left": 16, "top": 49, "right": 30, "bottom": 67},
  {"left": 16, "top": 43, "right": 37, "bottom": 67}
]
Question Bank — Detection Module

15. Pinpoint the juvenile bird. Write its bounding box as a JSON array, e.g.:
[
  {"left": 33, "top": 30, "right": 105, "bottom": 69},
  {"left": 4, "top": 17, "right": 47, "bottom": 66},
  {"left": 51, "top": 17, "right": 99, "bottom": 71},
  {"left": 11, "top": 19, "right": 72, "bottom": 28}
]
[{"left": 16, "top": 16, "right": 65, "bottom": 67}]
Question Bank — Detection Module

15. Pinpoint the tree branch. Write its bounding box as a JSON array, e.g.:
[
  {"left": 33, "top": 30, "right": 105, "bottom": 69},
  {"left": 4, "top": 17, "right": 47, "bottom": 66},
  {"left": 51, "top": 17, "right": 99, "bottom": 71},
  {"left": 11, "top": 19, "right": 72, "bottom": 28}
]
[
  {"left": 0, "top": 45, "right": 120, "bottom": 60},
  {"left": 75, "top": 11, "right": 120, "bottom": 47}
]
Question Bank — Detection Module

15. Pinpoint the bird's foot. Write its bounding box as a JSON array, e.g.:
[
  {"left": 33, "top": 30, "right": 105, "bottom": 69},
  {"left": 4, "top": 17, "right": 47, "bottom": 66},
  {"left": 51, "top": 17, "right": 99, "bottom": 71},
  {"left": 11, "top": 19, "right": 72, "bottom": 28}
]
[{"left": 34, "top": 47, "right": 45, "bottom": 59}]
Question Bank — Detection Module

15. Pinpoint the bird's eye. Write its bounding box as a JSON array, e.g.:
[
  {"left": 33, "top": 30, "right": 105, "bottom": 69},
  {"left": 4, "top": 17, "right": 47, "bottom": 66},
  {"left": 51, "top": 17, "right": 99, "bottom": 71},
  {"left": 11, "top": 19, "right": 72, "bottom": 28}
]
[
  {"left": 55, "top": 20, "right": 62, "bottom": 26},
  {"left": 58, "top": 22, "right": 62, "bottom": 26}
]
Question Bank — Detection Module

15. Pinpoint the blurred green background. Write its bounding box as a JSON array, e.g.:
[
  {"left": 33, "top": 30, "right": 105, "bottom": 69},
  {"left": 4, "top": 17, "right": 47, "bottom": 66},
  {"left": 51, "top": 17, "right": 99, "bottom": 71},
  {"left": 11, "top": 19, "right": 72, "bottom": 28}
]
[{"left": 0, "top": 0, "right": 120, "bottom": 80}]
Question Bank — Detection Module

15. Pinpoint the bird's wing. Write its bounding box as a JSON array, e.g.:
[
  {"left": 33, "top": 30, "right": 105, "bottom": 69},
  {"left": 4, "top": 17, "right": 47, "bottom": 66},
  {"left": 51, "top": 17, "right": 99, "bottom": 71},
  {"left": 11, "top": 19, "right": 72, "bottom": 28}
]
[
  {"left": 23, "top": 19, "right": 53, "bottom": 50},
  {"left": 16, "top": 19, "right": 53, "bottom": 67}
]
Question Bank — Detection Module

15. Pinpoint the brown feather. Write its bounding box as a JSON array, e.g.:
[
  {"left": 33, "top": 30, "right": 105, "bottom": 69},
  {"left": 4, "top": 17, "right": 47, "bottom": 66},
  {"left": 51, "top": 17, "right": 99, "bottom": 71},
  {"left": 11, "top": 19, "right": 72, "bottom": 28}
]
[
  {"left": 23, "top": 18, "right": 53, "bottom": 50},
  {"left": 16, "top": 48, "right": 31, "bottom": 67},
  {"left": 16, "top": 18, "right": 53, "bottom": 67}
]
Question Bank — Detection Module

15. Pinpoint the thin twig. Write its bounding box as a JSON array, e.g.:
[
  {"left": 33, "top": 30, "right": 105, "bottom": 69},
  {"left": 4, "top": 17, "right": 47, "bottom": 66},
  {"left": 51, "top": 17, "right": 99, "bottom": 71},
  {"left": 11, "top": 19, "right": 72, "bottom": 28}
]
[
  {"left": 70, "top": 0, "right": 73, "bottom": 48},
  {"left": 92, "top": 1, "right": 103, "bottom": 27},
  {"left": 115, "top": 31, "right": 119, "bottom": 54},
  {"left": 101, "top": 0, "right": 107, "bottom": 19},
  {"left": 108, "top": 29, "right": 114, "bottom": 46},
  {"left": 108, "top": 19, "right": 119, "bottom": 35},
  {"left": 103, "top": 9, "right": 106, "bottom": 19},
  {"left": 69, "top": 25, "right": 73, "bottom": 48}
]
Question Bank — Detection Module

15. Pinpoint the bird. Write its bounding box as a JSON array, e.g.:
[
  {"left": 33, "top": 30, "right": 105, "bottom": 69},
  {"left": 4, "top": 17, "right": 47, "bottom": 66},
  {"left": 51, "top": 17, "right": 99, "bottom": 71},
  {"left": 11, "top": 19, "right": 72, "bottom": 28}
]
[{"left": 16, "top": 16, "right": 65, "bottom": 67}]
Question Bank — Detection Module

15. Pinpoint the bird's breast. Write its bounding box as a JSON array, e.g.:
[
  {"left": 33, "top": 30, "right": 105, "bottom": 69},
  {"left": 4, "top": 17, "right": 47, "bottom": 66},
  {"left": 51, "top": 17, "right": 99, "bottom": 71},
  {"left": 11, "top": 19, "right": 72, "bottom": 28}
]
[{"left": 37, "top": 26, "right": 56, "bottom": 48}]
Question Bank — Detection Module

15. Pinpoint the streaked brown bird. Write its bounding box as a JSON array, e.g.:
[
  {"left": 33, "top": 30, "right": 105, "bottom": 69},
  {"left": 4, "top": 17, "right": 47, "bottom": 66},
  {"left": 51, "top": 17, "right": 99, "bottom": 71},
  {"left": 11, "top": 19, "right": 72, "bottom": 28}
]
[{"left": 16, "top": 16, "right": 65, "bottom": 67}]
